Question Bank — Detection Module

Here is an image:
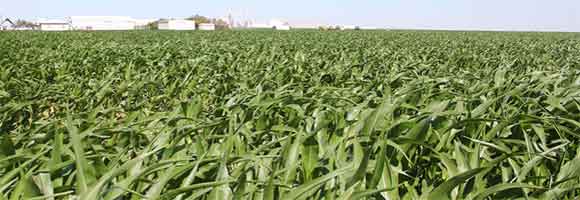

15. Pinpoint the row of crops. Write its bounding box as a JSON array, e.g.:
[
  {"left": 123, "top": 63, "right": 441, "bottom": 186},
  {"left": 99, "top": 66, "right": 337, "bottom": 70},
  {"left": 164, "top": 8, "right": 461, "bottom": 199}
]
[{"left": 0, "top": 30, "right": 579, "bottom": 199}]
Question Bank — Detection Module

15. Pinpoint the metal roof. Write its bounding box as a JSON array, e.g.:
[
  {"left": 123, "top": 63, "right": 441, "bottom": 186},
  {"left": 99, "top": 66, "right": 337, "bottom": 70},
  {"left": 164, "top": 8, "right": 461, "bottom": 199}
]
[{"left": 1, "top": 18, "right": 15, "bottom": 26}]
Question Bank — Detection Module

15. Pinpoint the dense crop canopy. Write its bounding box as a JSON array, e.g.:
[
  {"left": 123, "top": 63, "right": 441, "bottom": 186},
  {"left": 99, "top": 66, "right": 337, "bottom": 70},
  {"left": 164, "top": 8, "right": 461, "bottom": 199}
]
[{"left": 0, "top": 30, "right": 579, "bottom": 199}]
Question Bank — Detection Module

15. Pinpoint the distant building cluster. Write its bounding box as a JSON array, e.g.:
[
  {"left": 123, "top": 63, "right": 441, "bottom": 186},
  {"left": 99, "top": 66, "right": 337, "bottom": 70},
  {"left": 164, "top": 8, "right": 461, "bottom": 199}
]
[
  {"left": 0, "top": 16, "right": 212, "bottom": 31},
  {"left": 2, "top": 18, "right": 35, "bottom": 30},
  {"left": 226, "top": 18, "right": 291, "bottom": 30},
  {"left": 1, "top": 15, "right": 388, "bottom": 32},
  {"left": 315, "top": 25, "right": 381, "bottom": 31}
]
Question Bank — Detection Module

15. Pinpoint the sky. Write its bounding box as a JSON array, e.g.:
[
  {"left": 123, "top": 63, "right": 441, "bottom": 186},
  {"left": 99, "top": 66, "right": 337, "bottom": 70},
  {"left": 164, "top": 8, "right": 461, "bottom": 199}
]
[{"left": 1, "top": 0, "right": 579, "bottom": 32}]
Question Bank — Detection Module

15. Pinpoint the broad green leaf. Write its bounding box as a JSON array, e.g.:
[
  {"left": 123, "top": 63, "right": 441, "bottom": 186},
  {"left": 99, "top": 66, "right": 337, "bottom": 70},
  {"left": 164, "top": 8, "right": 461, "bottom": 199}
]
[
  {"left": 473, "top": 183, "right": 543, "bottom": 200},
  {"left": 425, "top": 167, "right": 489, "bottom": 200},
  {"left": 283, "top": 167, "right": 350, "bottom": 200}
]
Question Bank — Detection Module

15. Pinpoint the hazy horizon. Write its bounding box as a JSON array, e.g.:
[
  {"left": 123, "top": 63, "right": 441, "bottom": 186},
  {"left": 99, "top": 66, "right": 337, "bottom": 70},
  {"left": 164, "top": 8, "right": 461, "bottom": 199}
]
[{"left": 2, "top": 0, "right": 579, "bottom": 32}]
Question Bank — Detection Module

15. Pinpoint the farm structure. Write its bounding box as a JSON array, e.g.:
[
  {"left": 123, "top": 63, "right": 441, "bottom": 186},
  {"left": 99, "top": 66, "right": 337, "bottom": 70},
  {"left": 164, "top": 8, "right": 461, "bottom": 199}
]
[
  {"left": 274, "top": 25, "right": 291, "bottom": 30},
  {"left": 158, "top": 19, "right": 196, "bottom": 30},
  {"left": 270, "top": 19, "right": 291, "bottom": 30},
  {"left": 1, "top": 18, "right": 15, "bottom": 30},
  {"left": 198, "top": 23, "right": 215, "bottom": 30},
  {"left": 38, "top": 19, "right": 70, "bottom": 31},
  {"left": 69, "top": 16, "right": 136, "bottom": 30}
]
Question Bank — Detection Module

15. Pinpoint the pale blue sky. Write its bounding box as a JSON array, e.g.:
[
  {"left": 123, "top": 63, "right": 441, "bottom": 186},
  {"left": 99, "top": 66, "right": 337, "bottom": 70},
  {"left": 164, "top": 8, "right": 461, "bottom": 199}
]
[{"left": 1, "top": 0, "right": 579, "bottom": 31}]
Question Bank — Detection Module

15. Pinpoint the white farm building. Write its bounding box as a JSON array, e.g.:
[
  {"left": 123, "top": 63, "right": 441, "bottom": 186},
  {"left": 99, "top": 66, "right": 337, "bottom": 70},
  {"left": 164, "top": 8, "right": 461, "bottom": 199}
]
[
  {"left": 38, "top": 19, "right": 70, "bottom": 31},
  {"left": 158, "top": 19, "right": 196, "bottom": 30},
  {"left": 1, "top": 18, "right": 15, "bottom": 30},
  {"left": 198, "top": 23, "right": 215, "bottom": 31},
  {"left": 69, "top": 16, "right": 136, "bottom": 30},
  {"left": 269, "top": 19, "right": 291, "bottom": 30},
  {"left": 247, "top": 19, "right": 292, "bottom": 30},
  {"left": 341, "top": 25, "right": 357, "bottom": 30},
  {"left": 359, "top": 26, "right": 378, "bottom": 30},
  {"left": 274, "top": 25, "right": 291, "bottom": 30},
  {"left": 134, "top": 19, "right": 157, "bottom": 29}
]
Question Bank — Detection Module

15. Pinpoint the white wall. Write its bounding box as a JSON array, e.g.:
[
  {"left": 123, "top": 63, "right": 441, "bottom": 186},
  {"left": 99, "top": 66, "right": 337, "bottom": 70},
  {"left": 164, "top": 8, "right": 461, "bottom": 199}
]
[
  {"left": 359, "top": 26, "right": 378, "bottom": 30},
  {"left": 342, "top": 25, "right": 356, "bottom": 30},
  {"left": 1, "top": 20, "right": 15, "bottom": 30},
  {"left": 1, "top": 25, "right": 13, "bottom": 30},
  {"left": 275, "top": 25, "right": 291, "bottom": 30},
  {"left": 70, "top": 16, "right": 135, "bottom": 30},
  {"left": 134, "top": 19, "right": 157, "bottom": 27},
  {"left": 40, "top": 24, "right": 70, "bottom": 31},
  {"left": 158, "top": 22, "right": 170, "bottom": 30},
  {"left": 159, "top": 20, "right": 196, "bottom": 30},
  {"left": 198, "top": 23, "right": 215, "bottom": 30}
]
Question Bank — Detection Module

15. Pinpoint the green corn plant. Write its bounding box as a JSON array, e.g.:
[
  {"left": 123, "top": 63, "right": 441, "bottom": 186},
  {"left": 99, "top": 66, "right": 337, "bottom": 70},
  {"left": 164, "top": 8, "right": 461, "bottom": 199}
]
[{"left": 0, "top": 30, "right": 579, "bottom": 199}]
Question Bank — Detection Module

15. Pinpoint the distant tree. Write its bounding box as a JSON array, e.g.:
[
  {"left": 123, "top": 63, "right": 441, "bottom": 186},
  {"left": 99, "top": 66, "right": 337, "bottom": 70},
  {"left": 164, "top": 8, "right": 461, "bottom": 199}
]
[
  {"left": 15, "top": 19, "right": 37, "bottom": 28},
  {"left": 187, "top": 14, "right": 229, "bottom": 30},
  {"left": 187, "top": 15, "right": 210, "bottom": 27},
  {"left": 318, "top": 26, "right": 341, "bottom": 31},
  {"left": 146, "top": 20, "right": 159, "bottom": 30},
  {"left": 210, "top": 18, "right": 229, "bottom": 30}
]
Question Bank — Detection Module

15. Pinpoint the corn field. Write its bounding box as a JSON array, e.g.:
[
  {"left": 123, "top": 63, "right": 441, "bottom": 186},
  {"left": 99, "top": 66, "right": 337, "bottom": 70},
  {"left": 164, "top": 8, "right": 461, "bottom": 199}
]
[{"left": 0, "top": 30, "right": 579, "bottom": 200}]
